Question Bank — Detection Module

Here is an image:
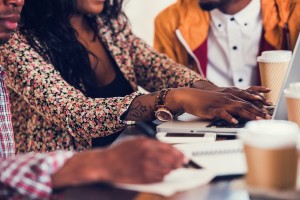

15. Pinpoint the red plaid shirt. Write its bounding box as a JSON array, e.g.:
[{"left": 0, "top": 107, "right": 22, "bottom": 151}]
[
  {"left": 0, "top": 151, "right": 74, "bottom": 199},
  {"left": 0, "top": 65, "right": 74, "bottom": 199},
  {"left": 0, "top": 66, "right": 15, "bottom": 158}
]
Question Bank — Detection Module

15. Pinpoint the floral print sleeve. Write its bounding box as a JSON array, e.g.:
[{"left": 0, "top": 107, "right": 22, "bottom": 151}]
[
  {"left": 0, "top": 32, "right": 141, "bottom": 141},
  {"left": 115, "top": 17, "right": 204, "bottom": 92},
  {"left": 0, "top": 16, "right": 204, "bottom": 153}
]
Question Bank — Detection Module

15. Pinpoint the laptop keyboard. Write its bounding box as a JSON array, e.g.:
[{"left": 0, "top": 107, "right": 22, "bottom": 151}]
[
  {"left": 206, "top": 118, "right": 248, "bottom": 128},
  {"left": 206, "top": 107, "right": 275, "bottom": 128},
  {"left": 266, "top": 106, "right": 275, "bottom": 115}
]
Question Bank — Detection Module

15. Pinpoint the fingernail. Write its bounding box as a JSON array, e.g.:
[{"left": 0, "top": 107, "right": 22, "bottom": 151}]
[
  {"left": 255, "top": 95, "right": 262, "bottom": 100},
  {"left": 266, "top": 100, "right": 273, "bottom": 105},
  {"left": 231, "top": 118, "right": 239, "bottom": 124},
  {"left": 266, "top": 114, "right": 272, "bottom": 119},
  {"left": 256, "top": 116, "right": 263, "bottom": 120},
  {"left": 184, "top": 156, "right": 189, "bottom": 164},
  {"left": 262, "top": 108, "right": 268, "bottom": 112}
]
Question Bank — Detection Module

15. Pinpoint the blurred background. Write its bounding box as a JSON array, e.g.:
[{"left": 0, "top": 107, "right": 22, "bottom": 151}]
[{"left": 124, "top": 0, "right": 176, "bottom": 46}]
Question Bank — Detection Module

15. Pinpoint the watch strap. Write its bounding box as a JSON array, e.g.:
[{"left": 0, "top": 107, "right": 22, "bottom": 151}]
[
  {"left": 155, "top": 88, "right": 171, "bottom": 109},
  {"left": 155, "top": 89, "right": 174, "bottom": 121}
]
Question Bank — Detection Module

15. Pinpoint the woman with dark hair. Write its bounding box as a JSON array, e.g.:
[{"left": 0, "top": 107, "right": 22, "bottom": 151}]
[{"left": 0, "top": 0, "right": 271, "bottom": 153}]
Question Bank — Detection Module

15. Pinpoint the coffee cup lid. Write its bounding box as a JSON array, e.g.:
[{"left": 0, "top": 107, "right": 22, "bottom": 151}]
[
  {"left": 238, "top": 120, "right": 299, "bottom": 149},
  {"left": 257, "top": 50, "right": 292, "bottom": 63},
  {"left": 284, "top": 82, "right": 300, "bottom": 98},
  {"left": 262, "top": 50, "right": 292, "bottom": 57}
]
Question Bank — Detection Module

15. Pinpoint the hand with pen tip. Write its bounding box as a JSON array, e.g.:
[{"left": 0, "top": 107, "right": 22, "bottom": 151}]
[
  {"left": 52, "top": 137, "right": 187, "bottom": 187},
  {"left": 97, "top": 137, "right": 186, "bottom": 184}
]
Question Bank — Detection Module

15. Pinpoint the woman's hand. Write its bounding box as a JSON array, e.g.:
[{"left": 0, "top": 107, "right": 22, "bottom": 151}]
[
  {"left": 191, "top": 80, "right": 272, "bottom": 108},
  {"left": 124, "top": 82, "right": 272, "bottom": 123},
  {"left": 209, "top": 86, "right": 272, "bottom": 109},
  {"left": 167, "top": 88, "right": 271, "bottom": 124}
]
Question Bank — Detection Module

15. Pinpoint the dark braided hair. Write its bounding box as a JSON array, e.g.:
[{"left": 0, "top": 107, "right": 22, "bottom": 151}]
[{"left": 19, "top": 0, "right": 125, "bottom": 96}]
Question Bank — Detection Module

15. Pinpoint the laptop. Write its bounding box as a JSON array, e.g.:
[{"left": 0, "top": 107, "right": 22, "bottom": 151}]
[{"left": 157, "top": 33, "right": 300, "bottom": 136}]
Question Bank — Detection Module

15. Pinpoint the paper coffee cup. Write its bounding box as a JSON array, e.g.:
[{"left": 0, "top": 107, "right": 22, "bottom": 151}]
[
  {"left": 257, "top": 51, "right": 292, "bottom": 104},
  {"left": 239, "top": 120, "right": 299, "bottom": 190},
  {"left": 285, "top": 83, "right": 300, "bottom": 126}
]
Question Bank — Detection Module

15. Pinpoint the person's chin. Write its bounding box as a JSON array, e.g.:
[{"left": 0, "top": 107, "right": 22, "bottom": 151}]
[
  {"left": 199, "top": 2, "right": 220, "bottom": 11},
  {"left": 87, "top": 9, "right": 104, "bottom": 16},
  {"left": 88, "top": 5, "right": 105, "bottom": 15}
]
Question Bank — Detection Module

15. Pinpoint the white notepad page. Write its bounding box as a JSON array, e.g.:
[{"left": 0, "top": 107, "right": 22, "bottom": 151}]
[
  {"left": 115, "top": 168, "right": 215, "bottom": 196},
  {"left": 175, "top": 140, "right": 247, "bottom": 176}
]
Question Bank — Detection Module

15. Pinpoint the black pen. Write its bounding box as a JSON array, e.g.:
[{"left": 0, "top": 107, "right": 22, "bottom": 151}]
[{"left": 135, "top": 122, "right": 202, "bottom": 169}]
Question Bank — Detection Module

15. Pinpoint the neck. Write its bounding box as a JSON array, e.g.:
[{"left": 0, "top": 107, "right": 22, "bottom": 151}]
[
  {"left": 218, "top": 0, "right": 252, "bottom": 15},
  {"left": 70, "top": 14, "right": 93, "bottom": 38}
]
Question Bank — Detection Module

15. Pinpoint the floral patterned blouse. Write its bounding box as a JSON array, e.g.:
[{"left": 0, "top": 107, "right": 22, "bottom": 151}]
[{"left": 0, "top": 16, "right": 203, "bottom": 153}]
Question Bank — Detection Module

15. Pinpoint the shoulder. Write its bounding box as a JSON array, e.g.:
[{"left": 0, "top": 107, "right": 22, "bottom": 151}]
[
  {"left": 265, "top": 0, "right": 300, "bottom": 12},
  {"left": 155, "top": 1, "right": 182, "bottom": 29},
  {"left": 290, "top": 0, "right": 300, "bottom": 10},
  {"left": 96, "top": 14, "right": 131, "bottom": 35},
  {"left": 0, "top": 31, "right": 32, "bottom": 66},
  {"left": 0, "top": 31, "right": 46, "bottom": 64},
  {"left": 1, "top": 31, "right": 28, "bottom": 53},
  {"left": 155, "top": 0, "right": 207, "bottom": 30}
]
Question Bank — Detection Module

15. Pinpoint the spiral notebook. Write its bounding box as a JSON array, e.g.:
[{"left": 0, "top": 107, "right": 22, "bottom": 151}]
[{"left": 175, "top": 140, "right": 247, "bottom": 176}]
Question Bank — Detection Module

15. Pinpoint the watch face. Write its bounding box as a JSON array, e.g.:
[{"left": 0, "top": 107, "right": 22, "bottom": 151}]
[{"left": 155, "top": 108, "right": 173, "bottom": 122}]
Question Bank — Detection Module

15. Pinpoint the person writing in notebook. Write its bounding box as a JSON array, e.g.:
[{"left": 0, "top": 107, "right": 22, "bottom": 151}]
[
  {"left": 0, "top": 0, "right": 271, "bottom": 154},
  {"left": 154, "top": 0, "right": 300, "bottom": 87},
  {"left": 0, "top": 138, "right": 185, "bottom": 199},
  {"left": 0, "top": 1, "right": 186, "bottom": 199}
]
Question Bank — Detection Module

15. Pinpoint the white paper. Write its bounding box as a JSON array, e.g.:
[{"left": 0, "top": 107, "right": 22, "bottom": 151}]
[
  {"left": 175, "top": 140, "right": 247, "bottom": 176},
  {"left": 115, "top": 168, "right": 215, "bottom": 197}
]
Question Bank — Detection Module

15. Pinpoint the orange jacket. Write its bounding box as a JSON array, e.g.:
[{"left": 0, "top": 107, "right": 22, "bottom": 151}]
[{"left": 154, "top": 0, "right": 300, "bottom": 75}]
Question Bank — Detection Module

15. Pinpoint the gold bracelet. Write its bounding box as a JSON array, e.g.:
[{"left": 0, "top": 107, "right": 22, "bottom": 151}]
[{"left": 155, "top": 88, "right": 171, "bottom": 109}]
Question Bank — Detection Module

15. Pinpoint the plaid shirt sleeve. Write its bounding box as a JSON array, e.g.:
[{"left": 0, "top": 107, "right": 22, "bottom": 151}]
[
  {"left": 0, "top": 66, "right": 15, "bottom": 159},
  {"left": 0, "top": 151, "right": 74, "bottom": 200}
]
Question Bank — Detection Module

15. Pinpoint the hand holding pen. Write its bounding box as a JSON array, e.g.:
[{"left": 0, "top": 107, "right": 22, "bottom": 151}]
[{"left": 135, "top": 122, "right": 202, "bottom": 169}]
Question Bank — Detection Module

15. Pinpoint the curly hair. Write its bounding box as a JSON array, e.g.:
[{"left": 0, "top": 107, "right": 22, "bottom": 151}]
[{"left": 19, "top": 0, "right": 126, "bottom": 96}]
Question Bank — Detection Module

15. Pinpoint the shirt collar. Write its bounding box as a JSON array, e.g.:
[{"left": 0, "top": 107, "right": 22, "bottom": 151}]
[{"left": 210, "top": 0, "right": 261, "bottom": 28}]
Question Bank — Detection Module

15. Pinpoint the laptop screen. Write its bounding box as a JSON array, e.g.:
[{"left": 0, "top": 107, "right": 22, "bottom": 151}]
[{"left": 273, "top": 33, "right": 300, "bottom": 120}]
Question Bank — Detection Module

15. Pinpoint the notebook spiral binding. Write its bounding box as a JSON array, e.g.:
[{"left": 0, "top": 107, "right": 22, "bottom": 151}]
[{"left": 192, "top": 148, "right": 243, "bottom": 156}]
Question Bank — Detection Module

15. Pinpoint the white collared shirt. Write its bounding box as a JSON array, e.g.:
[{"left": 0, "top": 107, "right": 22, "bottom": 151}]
[{"left": 207, "top": 0, "right": 262, "bottom": 87}]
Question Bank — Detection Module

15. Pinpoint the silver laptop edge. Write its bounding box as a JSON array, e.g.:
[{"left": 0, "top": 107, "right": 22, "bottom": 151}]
[{"left": 273, "top": 33, "right": 300, "bottom": 120}]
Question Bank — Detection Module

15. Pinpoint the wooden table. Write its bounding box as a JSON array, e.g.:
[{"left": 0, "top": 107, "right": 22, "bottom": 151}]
[
  {"left": 54, "top": 123, "right": 300, "bottom": 200},
  {"left": 60, "top": 177, "right": 247, "bottom": 200}
]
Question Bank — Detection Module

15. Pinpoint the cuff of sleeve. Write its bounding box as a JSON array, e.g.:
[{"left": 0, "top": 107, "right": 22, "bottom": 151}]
[
  {"left": 119, "top": 91, "right": 143, "bottom": 122},
  {"left": 0, "top": 151, "right": 74, "bottom": 200},
  {"left": 186, "top": 71, "right": 206, "bottom": 88}
]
